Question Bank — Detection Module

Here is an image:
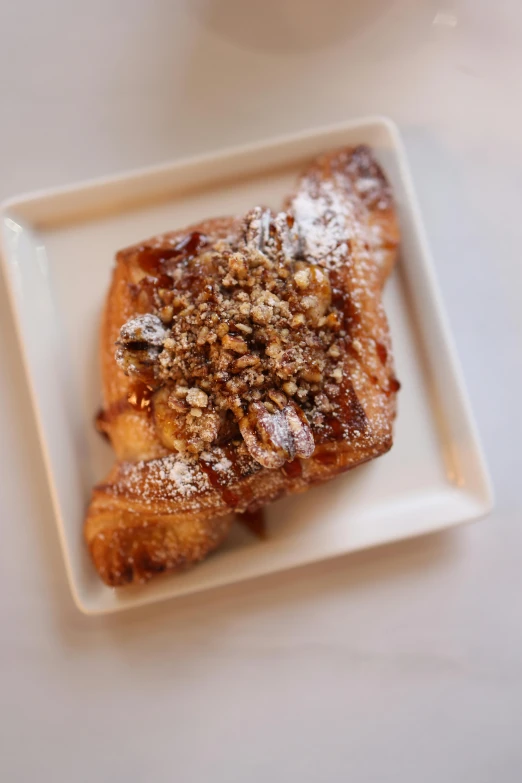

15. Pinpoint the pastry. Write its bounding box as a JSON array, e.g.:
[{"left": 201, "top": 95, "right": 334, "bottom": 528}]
[{"left": 85, "top": 145, "right": 400, "bottom": 586}]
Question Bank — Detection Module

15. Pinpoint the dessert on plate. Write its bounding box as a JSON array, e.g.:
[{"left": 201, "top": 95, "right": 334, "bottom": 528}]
[{"left": 85, "top": 145, "right": 400, "bottom": 586}]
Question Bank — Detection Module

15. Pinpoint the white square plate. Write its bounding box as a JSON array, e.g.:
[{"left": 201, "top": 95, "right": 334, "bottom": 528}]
[{"left": 1, "top": 117, "right": 493, "bottom": 615}]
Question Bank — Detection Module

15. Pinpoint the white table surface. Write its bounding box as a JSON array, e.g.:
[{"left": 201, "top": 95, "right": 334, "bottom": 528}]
[{"left": 1, "top": 1, "right": 521, "bottom": 780}]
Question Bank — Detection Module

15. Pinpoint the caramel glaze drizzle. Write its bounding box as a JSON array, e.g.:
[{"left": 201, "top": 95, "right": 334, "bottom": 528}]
[
  {"left": 198, "top": 446, "right": 245, "bottom": 508},
  {"left": 198, "top": 450, "right": 268, "bottom": 539},
  {"left": 95, "top": 381, "right": 155, "bottom": 435},
  {"left": 137, "top": 231, "right": 208, "bottom": 277}
]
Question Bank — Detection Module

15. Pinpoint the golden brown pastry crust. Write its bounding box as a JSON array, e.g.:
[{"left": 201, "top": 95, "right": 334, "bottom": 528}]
[{"left": 85, "top": 146, "right": 400, "bottom": 586}]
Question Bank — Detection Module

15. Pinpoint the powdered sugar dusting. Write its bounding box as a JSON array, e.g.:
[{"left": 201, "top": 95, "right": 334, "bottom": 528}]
[
  {"left": 111, "top": 454, "right": 211, "bottom": 503},
  {"left": 291, "top": 180, "right": 356, "bottom": 270},
  {"left": 168, "top": 461, "right": 193, "bottom": 492},
  {"left": 355, "top": 176, "right": 379, "bottom": 194},
  {"left": 213, "top": 456, "right": 232, "bottom": 473}
]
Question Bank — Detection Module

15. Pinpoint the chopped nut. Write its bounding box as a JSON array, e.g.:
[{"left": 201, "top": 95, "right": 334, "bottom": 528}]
[
  {"left": 276, "top": 360, "right": 298, "bottom": 379},
  {"left": 302, "top": 295, "right": 318, "bottom": 311},
  {"left": 233, "top": 354, "right": 260, "bottom": 370},
  {"left": 222, "top": 334, "right": 248, "bottom": 354},
  {"left": 189, "top": 407, "right": 203, "bottom": 418},
  {"left": 159, "top": 305, "right": 173, "bottom": 324},
  {"left": 191, "top": 411, "right": 220, "bottom": 443},
  {"left": 268, "top": 389, "right": 287, "bottom": 409},
  {"left": 228, "top": 252, "right": 248, "bottom": 279},
  {"left": 167, "top": 389, "right": 189, "bottom": 413},
  {"left": 167, "top": 394, "right": 188, "bottom": 412},
  {"left": 314, "top": 393, "right": 332, "bottom": 412},
  {"left": 186, "top": 387, "right": 208, "bottom": 408},
  {"left": 291, "top": 313, "right": 306, "bottom": 329},
  {"left": 283, "top": 381, "right": 298, "bottom": 396},
  {"left": 294, "top": 268, "right": 310, "bottom": 289},
  {"left": 197, "top": 326, "right": 210, "bottom": 345},
  {"left": 228, "top": 395, "right": 244, "bottom": 420},
  {"left": 251, "top": 304, "right": 274, "bottom": 324},
  {"left": 226, "top": 377, "right": 244, "bottom": 394},
  {"left": 217, "top": 322, "right": 229, "bottom": 338},
  {"left": 300, "top": 369, "right": 323, "bottom": 383},
  {"left": 328, "top": 343, "right": 341, "bottom": 358},
  {"left": 239, "top": 402, "right": 314, "bottom": 469},
  {"left": 266, "top": 342, "right": 283, "bottom": 359}
]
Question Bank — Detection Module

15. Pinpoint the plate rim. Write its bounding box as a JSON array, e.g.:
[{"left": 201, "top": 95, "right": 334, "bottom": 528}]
[{"left": 0, "top": 115, "right": 494, "bottom": 615}]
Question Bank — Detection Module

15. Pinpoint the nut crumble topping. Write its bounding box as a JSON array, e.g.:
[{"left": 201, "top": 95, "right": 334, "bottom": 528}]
[{"left": 116, "top": 206, "right": 351, "bottom": 468}]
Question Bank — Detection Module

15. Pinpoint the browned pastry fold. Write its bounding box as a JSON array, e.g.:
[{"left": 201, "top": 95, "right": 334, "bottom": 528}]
[{"left": 85, "top": 146, "right": 400, "bottom": 586}]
